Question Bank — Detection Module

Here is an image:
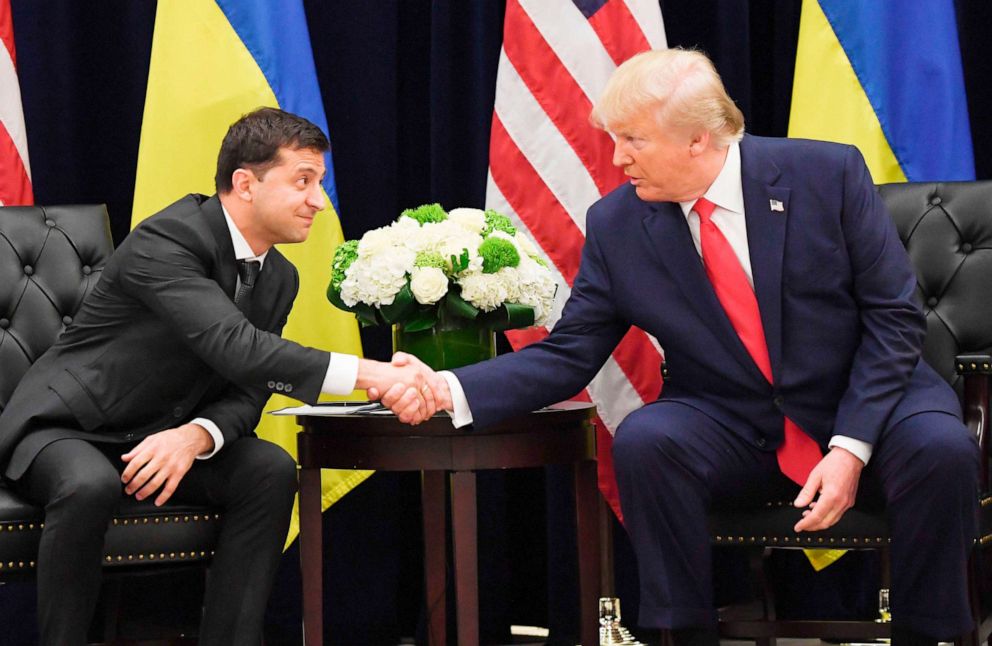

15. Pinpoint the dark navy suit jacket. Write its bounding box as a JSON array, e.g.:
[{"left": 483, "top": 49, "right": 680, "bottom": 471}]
[{"left": 454, "top": 135, "right": 960, "bottom": 451}]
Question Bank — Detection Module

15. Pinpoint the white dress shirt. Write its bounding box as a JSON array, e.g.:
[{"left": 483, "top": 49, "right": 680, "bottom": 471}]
[
  {"left": 190, "top": 206, "right": 359, "bottom": 458},
  {"left": 442, "top": 142, "right": 871, "bottom": 465}
]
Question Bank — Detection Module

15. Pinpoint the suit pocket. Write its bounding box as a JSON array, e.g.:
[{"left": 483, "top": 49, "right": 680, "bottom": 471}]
[{"left": 49, "top": 370, "right": 107, "bottom": 431}]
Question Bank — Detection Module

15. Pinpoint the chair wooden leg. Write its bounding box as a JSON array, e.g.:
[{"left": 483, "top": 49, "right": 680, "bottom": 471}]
[
  {"left": 422, "top": 470, "right": 447, "bottom": 646},
  {"left": 298, "top": 467, "right": 323, "bottom": 646},
  {"left": 450, "top": 470, "right": 479, "bottom": 646},
  {"left": 748, "top": 547, "right": 776, "bottom": 646},
  {"left": 574, "top": 458, "right": 601, "bottom": 646},
  {"left": 960, "top": 550, "right": 982, "bottom": 646}
]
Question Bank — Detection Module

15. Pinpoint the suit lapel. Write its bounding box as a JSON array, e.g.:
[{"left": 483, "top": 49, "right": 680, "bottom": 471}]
[
  {"left": 740, "top": 136, "right": 788, "bottom": 382},
  {"left": 201, "top": 195, "right": 240, "bottom": 304},
  {"left": 641, "top": 200, "right": 764, "bottom": 377}
]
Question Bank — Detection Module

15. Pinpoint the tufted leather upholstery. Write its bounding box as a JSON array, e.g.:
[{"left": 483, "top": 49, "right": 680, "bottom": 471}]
[
  {"left": 882, "top": 181, "right": 992, "bottom": 390},
  {"left": 0, "top": 205, "right": 112, "bottom": 413},
  {"left": 709, "top": 181, "right": 992, "bottom": 644},
  {"left": 0, "top": 205, "right": 221, "bottom": 578}
]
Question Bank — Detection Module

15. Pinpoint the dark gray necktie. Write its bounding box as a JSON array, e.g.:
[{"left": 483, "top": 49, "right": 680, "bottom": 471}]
[{"left": 235, "top": 260, "right": 260, "bottom": 312}]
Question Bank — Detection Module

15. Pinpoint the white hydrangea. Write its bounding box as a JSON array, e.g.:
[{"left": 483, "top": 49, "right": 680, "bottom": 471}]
[
  {"left": 513, "top": 258, "right": 558, "bottom": 326},
  {"left": 339, "top": 246, "right": 415, "bottom": 307},
  {"left": 447, "top": 208, "right": 486, "bottom": 235},
  {"left": 410, "top": 267, "right": 448, "bottom": 304},
  {"left": 457, "top": 271, "right": 510, "bottom": 312}
]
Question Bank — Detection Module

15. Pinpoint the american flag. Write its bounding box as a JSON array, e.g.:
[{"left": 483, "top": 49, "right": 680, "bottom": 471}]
[
  {"left": 0, "top": 0, "right": 32, "bottom": 207},
  {"left": 486, "top": 0, "right": 666, "bottom": 519}
]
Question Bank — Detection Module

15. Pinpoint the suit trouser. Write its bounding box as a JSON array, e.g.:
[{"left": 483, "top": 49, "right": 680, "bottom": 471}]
[
  {"left": 14, "top": 435, "right": 298, "bottom": 646},
  {"left": 612, "top": 401, "right": 979, "bottom": 639}
]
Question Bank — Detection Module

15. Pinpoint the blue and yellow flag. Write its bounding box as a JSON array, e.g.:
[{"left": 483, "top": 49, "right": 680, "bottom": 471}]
[
  {"left": 132, "top": 0, "right": 369, "bottom": 547},
  {"left": 789, "top": 0, "right": 974, "bottom": 570},
  {"left": 789, "top": 0, "right": 975, "bottom": 183}
]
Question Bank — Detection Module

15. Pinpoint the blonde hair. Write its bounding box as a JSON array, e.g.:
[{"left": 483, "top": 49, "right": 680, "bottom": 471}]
[{"left": 591, "top": 48, "right": 745, "bottom": 147}]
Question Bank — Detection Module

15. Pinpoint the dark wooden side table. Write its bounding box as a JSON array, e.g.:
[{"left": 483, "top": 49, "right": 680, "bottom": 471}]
[{"left": 296, "top": 401, "right": 600, "bottom": 646}]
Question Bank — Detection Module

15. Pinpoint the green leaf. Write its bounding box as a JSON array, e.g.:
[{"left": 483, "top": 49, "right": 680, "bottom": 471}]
[
  {"left": 379, "top": 282, "right": 417, "bottom": 325},
  {"left": 402, "top": 308, "right": 440, "bottom": 332},
  {"left": 353, "top": 302, "right": 380, "bottom": 327},
  {"left": 483, "top": 303, "right": 535, "bottom": 331},
  {"left": 444, "top": 290, "right": 480, "bottom": 320},
  {"left": 449, "top": 249, "right": 470, "bottom": 274},
  {"left": 326, "top": 284, "right": 350, "bottom": 312}
]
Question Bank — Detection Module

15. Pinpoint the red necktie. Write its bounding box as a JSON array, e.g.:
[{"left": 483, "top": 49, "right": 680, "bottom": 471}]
[{"left": 693, "top": 197, "right": 821, "bottom": 486}]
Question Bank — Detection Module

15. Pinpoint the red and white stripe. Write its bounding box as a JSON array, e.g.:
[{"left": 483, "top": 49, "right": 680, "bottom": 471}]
[
  {"left": 487, "top": 0, "right": 666, "bottom": 520},
  {"left": 0, "top": 0, "right": 33, "bottom": 207}
]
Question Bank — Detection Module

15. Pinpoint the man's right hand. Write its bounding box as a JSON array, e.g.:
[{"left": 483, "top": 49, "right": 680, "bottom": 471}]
[
  {"left": 385, "top": 352, "right": 452, "bottom": 410},
  {"left": 356, "top": 357, "right": 436, "bottom": 424}
]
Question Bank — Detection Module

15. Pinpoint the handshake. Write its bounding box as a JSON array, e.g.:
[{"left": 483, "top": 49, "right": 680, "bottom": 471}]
[{"left": 355, "top": 352, "right": 453, "bottom": 424}]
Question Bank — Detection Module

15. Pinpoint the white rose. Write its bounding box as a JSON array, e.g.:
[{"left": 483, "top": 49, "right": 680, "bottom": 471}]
[
  {"left": 514, "top": 231, "right": 540, "bottom": 257},
  {"left": 447, "top": 208, "right": 486, "bottom": 234},
  {"left": 357, "top": 225, "right": 401, "bottom": 258},
  {"left": 410, "top": 267, "right": 449, "bottom": 304}
]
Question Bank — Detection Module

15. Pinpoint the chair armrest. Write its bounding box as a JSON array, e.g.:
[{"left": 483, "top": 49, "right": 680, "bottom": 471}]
[{"left": 956, "top": 353, "right": 991, "bottom": 489}]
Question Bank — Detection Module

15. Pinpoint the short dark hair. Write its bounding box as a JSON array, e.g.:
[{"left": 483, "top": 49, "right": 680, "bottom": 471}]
[{"left": 215, "top": 107, "right": 330, "bottom": 193}]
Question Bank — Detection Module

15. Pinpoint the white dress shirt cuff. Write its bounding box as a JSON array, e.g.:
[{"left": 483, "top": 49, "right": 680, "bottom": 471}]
[
  {"left": 190, "top": 418, "right": 224, "bottom": 459},
  {"left": 439, "top": 371, "right": 473, "bottom": 428},
  {"left": 321, "top": 353, "right": 359, "bottom": 395},
  {"left": 828, "top": 435, "right": 873, "bottom": 465}
]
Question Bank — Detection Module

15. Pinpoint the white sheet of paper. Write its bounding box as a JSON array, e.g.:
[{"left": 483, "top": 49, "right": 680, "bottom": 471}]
[{"left": 268, "top": 402, "right": 389, "bottom": 416}]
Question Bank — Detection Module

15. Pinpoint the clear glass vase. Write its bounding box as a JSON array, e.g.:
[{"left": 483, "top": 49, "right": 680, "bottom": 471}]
[{"left": 392, "top": 311, "right": 496, "bottom": 371}]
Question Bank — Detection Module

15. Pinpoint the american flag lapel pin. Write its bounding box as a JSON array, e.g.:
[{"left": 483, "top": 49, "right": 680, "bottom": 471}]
[{"left": 769, "top": 199, "right": 784, "bottom": 212}]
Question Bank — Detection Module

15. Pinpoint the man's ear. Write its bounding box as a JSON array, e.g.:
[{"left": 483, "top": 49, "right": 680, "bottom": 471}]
[
  {"left": 230, "top": 168, "right": 254, "bottom": 202},
  {"left": 688, "top": 130, "right": 711, "bottom": 157}
]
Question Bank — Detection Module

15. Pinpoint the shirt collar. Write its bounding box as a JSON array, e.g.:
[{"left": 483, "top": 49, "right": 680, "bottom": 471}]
[
  {"left": 679, "top": 141, "right": 744, "bottom": 217},
  {"left": 221, "top": 204, "right": 268, "bottom": 268}
]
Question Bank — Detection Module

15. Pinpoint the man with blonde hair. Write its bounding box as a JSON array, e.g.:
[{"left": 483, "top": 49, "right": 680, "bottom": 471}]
[{"left": 394, "top": 49, "right": 978, "bottom": 646}]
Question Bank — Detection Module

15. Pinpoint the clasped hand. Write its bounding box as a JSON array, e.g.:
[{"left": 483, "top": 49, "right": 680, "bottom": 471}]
[{"left": 359, "top": 353, "right": 451, "bottom": 424}]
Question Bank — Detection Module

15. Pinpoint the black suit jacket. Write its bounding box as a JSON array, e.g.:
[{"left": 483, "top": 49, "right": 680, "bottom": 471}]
[{"left": 0, "top": 194, "right": 330, "bottom": 478}]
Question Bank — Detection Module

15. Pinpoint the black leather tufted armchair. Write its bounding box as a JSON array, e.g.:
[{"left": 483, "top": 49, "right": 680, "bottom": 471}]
[
  {"left": 0, "top": 205, "right": 222, "bottom": 642},
  {"left": 706, "top": 181, "right": 992, "bottom": 646}
]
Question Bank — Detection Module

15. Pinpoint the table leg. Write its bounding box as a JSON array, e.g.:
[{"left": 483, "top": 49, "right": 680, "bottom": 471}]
[
  {"left": 450, "top": 470, "right": 479, "bottom": 646},
  {"left": 422, "top": 470, "right": 447, "bottom": 646},
  {"left": 575, "top": 459, "right": 601, "bottom": 646},
  {"left": 299, "top": 466, "right": 323, "bottom": 646}
]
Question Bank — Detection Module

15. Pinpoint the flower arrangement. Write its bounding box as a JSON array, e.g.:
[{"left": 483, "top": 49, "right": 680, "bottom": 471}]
[{"left": 327, "top": 204, "right": 557, "bottom": 332}]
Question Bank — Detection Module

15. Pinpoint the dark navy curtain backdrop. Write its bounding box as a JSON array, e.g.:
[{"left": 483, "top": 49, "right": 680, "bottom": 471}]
[{"left": 8, "top": 1, "right": 992, "bottom": 644}]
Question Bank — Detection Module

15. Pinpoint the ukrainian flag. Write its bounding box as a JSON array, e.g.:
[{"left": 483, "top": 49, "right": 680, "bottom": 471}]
[
  {"left": 789, "top": 0, "right": 975, "bottom": 183},
  {"left": 789, "top": 0, "right": 974, "bottom": 570},
  {"left": 132, "top": 0, "right": 369, "bottom": 547}
]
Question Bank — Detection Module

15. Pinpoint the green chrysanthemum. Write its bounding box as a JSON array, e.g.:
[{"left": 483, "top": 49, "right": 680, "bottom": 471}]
[
  {"left": 482, "top": 209, "right": 517, "bottom": 237},
  {"left": 401, "top": 203, "right": 448, "bottom": 225},
  {"left": 330, "top": 240, "right": 359, "bottom": 291},
  {"left": 478, "top": 237, "right": 520, "bottom": 274},
  {"left": 414, "top": 251, "right": 447, "bottom": 270}
]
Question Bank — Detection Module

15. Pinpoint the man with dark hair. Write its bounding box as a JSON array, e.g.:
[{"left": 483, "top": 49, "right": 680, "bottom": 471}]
[{"left": 0, "top": 107, "right": 431, "bottom": 646}]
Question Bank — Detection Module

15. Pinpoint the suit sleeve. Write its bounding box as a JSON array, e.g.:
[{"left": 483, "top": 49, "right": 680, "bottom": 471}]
[
  {"left": 117, "top": 216, "right": 331, "bottom": 406},
  {"left": 453, "top": 211, "right": 629, "bottom": 429},
  {"left": 831, "top": 146, "right": 926, "bottom": 444},
  {"left": 190, "top": 268, "right": 301, "bottom": 447}
]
